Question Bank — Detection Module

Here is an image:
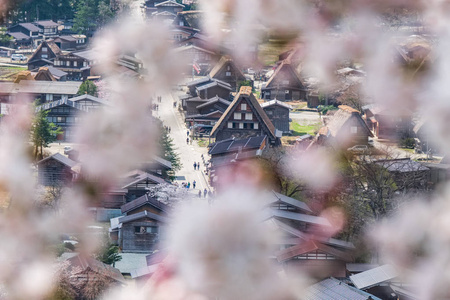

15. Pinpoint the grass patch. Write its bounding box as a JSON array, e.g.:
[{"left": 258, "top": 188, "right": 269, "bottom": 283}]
[
  {"left": 258, "top": 39, "right": 289, "bottom": 66},
  {"left": 196, "top": 138, "right": 209, "bottom": 147},
  {"left": 254, "top": 91, "right": 261, "bottom": 99},
  {"left": 0, "top": 66, "right": 27, "bottom": 70},
  {"left": 290, "top": 121, "right": 320, "bottom": 136},
  {"left": 400, "top": 148, "right": 415, "bottom": 154}
]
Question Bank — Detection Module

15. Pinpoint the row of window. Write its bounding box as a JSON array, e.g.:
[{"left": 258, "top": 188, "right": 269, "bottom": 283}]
[
  {"left": 292, "top": 251, "right": 336, "bottom": 260},
  {"left": 227, "top": 122, "right": 259, "bottom": 130},
  {"left": 134, "top": 226, "right": 158, "bottom": 234},
  {"left": 234, "top": 112, "right": 253, "bottom": 120},
  {"left": 54, "top": 60, "right": 88, "bottom": 68},
  {"left": 47, "top": 116, "right": 79, "bottom": 124},
  {"left": 45, "top": 94, "right": 69, "bottom": 101}
]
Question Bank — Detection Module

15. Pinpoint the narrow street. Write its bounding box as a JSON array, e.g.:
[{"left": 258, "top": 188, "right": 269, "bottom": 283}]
[{"left": 154, "top": 90, "right": 212, "bottom": 196}]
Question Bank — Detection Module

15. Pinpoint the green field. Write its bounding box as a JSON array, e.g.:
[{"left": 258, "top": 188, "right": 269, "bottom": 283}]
[
  {"left": 290, "top": 121, "right": 321, "bottom": 136},
  {"left": 0, "top": 66, "right": 27, "bottom": 81}
]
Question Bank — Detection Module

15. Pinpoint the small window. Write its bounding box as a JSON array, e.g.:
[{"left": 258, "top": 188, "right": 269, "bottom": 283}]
[
  {"left": 254, "top": 123, "right": 259, "bottom": 129},
  {"left": 42, "top": 47, "right": 47, "bottom": 53},
  {"left": 351, "top": 126, "right": 358, "bottom": 134},
  {"left": 74, "top": 61, "right": 77, "bottom": 67},
  {"left": 228, "top": 122, "right": 233, "bottom": 128},
  {"left": 41, "top": 54, "right": 48, "bottom": 58},
  {"left": 234, "top": 112, "right": 241, "bottom": 120},
  {"left": 239, "top": 123, "right": 244, "bottom": 129},
  {"left": 66, "top": 61, "right": 70, "bottom": 67},
  {"left": 226, "top": 72, "right": 231, "bottom": 76},
  {"left": 245, "top": 113, "right": 252, "bottom": 120},
  {"left": 241, "top": 103, "right": 247, "bottom": 110}
]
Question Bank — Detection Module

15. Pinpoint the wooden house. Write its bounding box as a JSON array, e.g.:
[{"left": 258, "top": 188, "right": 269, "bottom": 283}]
[
  {"left": 185, "top": 76, "right": 232, "bottom": 99},
  {"left": 315, "top": 105, "right": 373, "bottom": 148},
  {"left": 152, "top": 0, "right": 184, "bottom": 22},
  {"left": 119, "top": 170, "right": 168, "bottom": 202},
  {"left": 65, "top": 254, "right": 126, "bottom": 295},
  {"left": 261, "top": 60, "right": 307, "bottom": 101},
  {"left": 33, "top": 20, "right": 59, "bottom": 37},
  {"left": 209, "top": 56, "right": 247, "bottom": 92},
  {"left": 169, "top": 25, "right": 198, "bottom": 42},
  {"left": 173, "top": 10, "right": 204, "bottom": 31},
  {"left": 172, "top": 45, "right": 219, "bottom": 75},
  {"left": 69, "top": 94, "right": 110, "bottom": 111},
  {"left": 53, "top": 50, "right": 93, "bottom": 81},
  {"left": 7, "top": 23, "right": 41, "bottom": 47},
  {"left": 210, "top": 86, "right": 280, "bottom": 145},
  {"left": 37, "top": 153, "right": 78, "bottom": 186},
  {"left": 27, "top": 40, "right": 61, "bottom": 70},
  {"left": 114, "top": 207, "right": 169, "bottom": 253},
  {"left": 35, "top": 98, "right": 89, "bottom": 141},
  {"left": 31, "top": 65, "right": 68, "bottom": 81},
  {"left": 0, "top": 80, "right": 81, "bottom": 106},
  {"left": 184, "top": 95, "right": 231, "bottom": 125},
  {"left": 362, "top": 104, "right": 413, "bottom": 140},
  {"left": 52, "top": 35, "right": 77, "bottom": 50},
  {"left": 260, "top": 100, "right": 292, "bottom": 134}
]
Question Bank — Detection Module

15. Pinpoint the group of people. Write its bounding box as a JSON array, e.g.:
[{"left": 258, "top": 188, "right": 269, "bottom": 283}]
[
  {"left": 198, "top": 188, "right": 211, "bottom": 198},
  {"left": 164, "top": 125, "right": 171, "bottom": 133},
  {"left": 193, "top": 162, "right": 201, "bottom": 170}
]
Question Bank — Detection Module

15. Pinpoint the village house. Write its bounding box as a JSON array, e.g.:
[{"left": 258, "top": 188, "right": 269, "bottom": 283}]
[
  {"left": 27, "top": 40, "right": 61, "bottom": 70},
  {"left": 184, "top": 95, "right": 231, "bottom": 126},
  {"left": 210, "top": 86, "right": 280, "bottom": 145},
  {"left": 173, "top": 10, "right": 204, "bottom": 31},
  {"left": 373, "top": 158, "right": 430, "bottom": 190},
  {"left": 362, "top": 104, "right": 413, "bottom": 140},
  {"left": 33, "top": 20, "right": 59, "bottom": 38},
  {"left": 305, "top": 278, "right": 382, "bottom": 300},
  {"left": 37, "top": 153, "right": 78, "bottom": 186},
  {"left": 53, "top": 50, "right": 93, "bottom": 81},
  {"left": 151, "top": 0, "right": 185, "bottom": 22},
  {"left": 30, "top": 65, "right": 68, "bottom": 81},
  {"left": 109, "top": 194, "right": 170, "bottom": 253},
  {"left": 260, "top": 100, "right": 292, "bottom": 134},
  {"left": 261, "top": 59, "right": 307, "bottom": 101},
  {"left": 64, "top": 254, "right": 126, "bottom": 294},
  {"left": 0, "top": 80, "right": 82, "bottom": 111},
  {"left": 172, "top": 45, "right": 219, "bottom": 75},
  {"left": 209, "top": 56, "right": 247, "bottom": 92},
  {"left": 7, "top": 22, "right": 41, "bottom": 48},
  {"left": 314, "top": 105, "right": 373, "bottom": 149}
]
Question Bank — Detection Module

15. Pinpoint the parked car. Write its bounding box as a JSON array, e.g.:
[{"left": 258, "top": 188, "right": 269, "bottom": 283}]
[{"left": 11, "top": 54, "right": 27, "bottom": 61}]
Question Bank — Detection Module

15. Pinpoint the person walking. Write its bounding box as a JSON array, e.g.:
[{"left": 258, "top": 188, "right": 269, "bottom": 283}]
[
  {"left": 193, "top": 180, "right": 196, "bottom": 189},
  {"left": 187, "top": 130, "right": 190, "bottom": 137},
  {"left": 197, "top": 162, "right": 200, "bottom": 170},
  {"left": 186, "top": 137, "right": 189, "bottom": 144},
  {"left": 204, "top": 188, "right": 207, "bottom": 198},
  {"left": 198, "top": 190, "right": 202, "bottom": 198},
  {"left": 187, "top": 182, "right": 190, "bottom": 189},
  {"left": 194, "top": 162, "right": 197, "bottom": 170}
]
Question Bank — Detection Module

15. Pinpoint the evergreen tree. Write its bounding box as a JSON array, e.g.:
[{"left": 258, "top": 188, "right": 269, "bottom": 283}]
[
  {"left": 30, "top": 108, "right": 62, "bottom": 160},
  {"left": 77, "top": 80, "right": 98, "bottom": 97},
  {"left": 159, "top": 124, "right": 182, "bottom": 180}
]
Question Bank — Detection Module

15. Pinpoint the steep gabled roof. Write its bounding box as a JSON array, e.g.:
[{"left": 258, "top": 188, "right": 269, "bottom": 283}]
[
  {"left": 28, "top": 40, "right": 61, "bottom": 63},
  {"left": 34, "top": 67, "right": 57, "bottom": 81},
  {"left": 121, "top": 194, "right": 170, "bottom": 214},
  {"left": 35, "top": 98, "right": 87, "bottom": 113},
  {"left": 120, "top": 170, "right": 167, "bottom": 189},
  {"left": 260, "top": 99, "right": 292, "bottom": 110},
  {"left": 155, "top": 0, "right": 184, "bottom": 7},
  {"left": 264, "top": 191, "right": 312, "bottom": 213},
  {"left": 196, "top": 96, "right": 231, "bottom": 109},
  {"left": 262, "top": 208, "right": 331, "bottom": 227},
  {"left": 118, "top": 210, "right": 170, "bottom": 224},
  {"left": 209, "top": 56, "right": 245, "bottom": 80},
  {"left": 37, "top": 153, "right": 77, "bottom": 168},
  {"left": 322, "top": 105, "right": 373, "bottom": 138},
  {"left": 264, "top": 60, "right": 305, "bottom": 90},
  {"left": 67, "top": 254, "right": 126, "bottom": 284},
  {"left": 175, "top": 10, "right": 204, "bottom": 30},
  {"left": 210, "top": 86, "right": 276, "bottom": 139},
  {"left": 275, "top": 240, "right": 352, "bottom": 262}
]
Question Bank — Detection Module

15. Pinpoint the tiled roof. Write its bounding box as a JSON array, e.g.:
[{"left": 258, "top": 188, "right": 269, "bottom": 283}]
[
  {"left": 118, "top": 210, "right": 170, "bottom": 224},
  {"left": 155, "top": 0, "right": 184, "bottom": 6},
  {"left": 260, "top": 99, "right": 292, "bottom": 110},
  {"left": 196, "top": 80, "right": 232, "bottom": 91},
  {"left": 208, "top": 135, "right": 266, "bottom": 155},
  {"left": 275, "top": 240, "right": 351, "bottom": 262},
  {"left": 14, "top": 22, "right": 40, "bottom": 32},
  {"left": 35, "top": 98, "right": 87, "bottom": 113},
  {"left": 196, "top": 96, "right": 231, "bottom": 109},
  {"left": 262, "top": 208, "right": 331, "bottom": 227},
  {"left": 120, "top": 194, "right": 170, "bottom": 214},
  {"left": 36, "top": 152, "right": 78, "bottom": 168},
  {"left": 350, "top": 264, "right": 398, "bottom": 290},
  {"left": 34, "top": 20, "right": 59, "bottom": 27},
  {"left": 120, "top": 170, "right": 167, "bottom": 189},
  {"left": 306, "top": 278, "right": 382, "bottom": 300},
  {"left": 6, "top": 32, "right": 30, "bottom": 40}
]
